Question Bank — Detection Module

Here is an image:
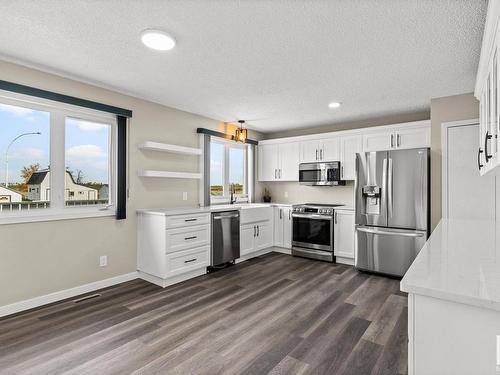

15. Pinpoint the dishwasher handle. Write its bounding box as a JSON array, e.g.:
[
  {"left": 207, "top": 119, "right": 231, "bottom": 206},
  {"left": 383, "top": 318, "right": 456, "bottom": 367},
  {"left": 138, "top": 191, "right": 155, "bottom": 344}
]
[{"left": 213, "top": 212, "right": 240, "bottom": 220}]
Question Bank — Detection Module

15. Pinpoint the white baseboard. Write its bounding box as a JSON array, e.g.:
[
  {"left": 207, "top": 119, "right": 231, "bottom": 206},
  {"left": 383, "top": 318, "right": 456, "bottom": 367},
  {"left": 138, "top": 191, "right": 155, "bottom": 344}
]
[
  {"left": 138, "top": 269, "right": 206, "bottom": 288},
  {"left": 0, "top": 272, "right": 138, "bottom": 318},
  {"left": 271, "top": 247, "right": 292, "bottom": 255}
]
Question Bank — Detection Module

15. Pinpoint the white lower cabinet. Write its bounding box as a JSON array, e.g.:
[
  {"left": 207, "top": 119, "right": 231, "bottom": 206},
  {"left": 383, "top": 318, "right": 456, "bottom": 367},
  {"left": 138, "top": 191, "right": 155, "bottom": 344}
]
[
  {"left": 334, "top": 209, "right": 355, "bottom": 262},
  {"left": 274, "top": 206, "right": 292, "bottom": 249},
  {"left": 240, "top": 206, "right": 273, "bottom": 257},
  {"left": 241, "top": 221, "right": 272, "bottom": 256},
  {"left": 137, "top": 212, "right": 210, "bottom": 287}
]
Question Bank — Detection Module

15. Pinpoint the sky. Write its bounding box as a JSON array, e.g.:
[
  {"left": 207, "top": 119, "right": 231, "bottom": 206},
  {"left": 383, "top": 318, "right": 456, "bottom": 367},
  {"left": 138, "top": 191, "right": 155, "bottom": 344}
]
[
  {"left": 210, "top": 142, "right": 244, "bottom": 186},
  {"left": 0, "top": 102, "right": 109, "bottom": 185}
]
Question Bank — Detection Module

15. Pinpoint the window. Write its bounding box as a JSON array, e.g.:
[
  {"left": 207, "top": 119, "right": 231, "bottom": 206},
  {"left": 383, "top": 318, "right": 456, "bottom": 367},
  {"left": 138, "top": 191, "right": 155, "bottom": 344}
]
[
  {"left": 210, "top": 139, "right": 248, "bottom": 203},
  {"left": 0, "top": 91, "right": 117, "bottom": 222}
]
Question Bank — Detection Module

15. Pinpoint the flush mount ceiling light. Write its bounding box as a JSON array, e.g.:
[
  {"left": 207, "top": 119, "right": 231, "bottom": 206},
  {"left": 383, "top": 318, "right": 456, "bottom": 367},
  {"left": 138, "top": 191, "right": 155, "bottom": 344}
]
[
  {"left": 234, "top": 120, "right": 248, "bottom": 143},
  {"left": 141, "top": 29, "right": 176, "bottom": 51},
  {"left": 328, "top": 101, "right": 342, "bottom": 109}
]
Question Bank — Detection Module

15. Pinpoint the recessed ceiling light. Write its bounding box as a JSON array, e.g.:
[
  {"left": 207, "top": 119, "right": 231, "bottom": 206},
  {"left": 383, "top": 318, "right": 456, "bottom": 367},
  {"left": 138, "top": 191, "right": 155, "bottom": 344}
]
[
  {"left": 141, "top": 29, "right": 176, "bottom": 51},
  {"left": 328, "top": 102, "right": 342, "bottom": 109}
]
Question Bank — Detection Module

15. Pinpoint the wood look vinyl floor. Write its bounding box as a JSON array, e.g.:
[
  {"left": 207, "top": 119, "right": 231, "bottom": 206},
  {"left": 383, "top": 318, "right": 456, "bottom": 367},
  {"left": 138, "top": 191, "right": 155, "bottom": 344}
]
[{"left": 0, "top": 253, "right": 407, "bottom": 375}]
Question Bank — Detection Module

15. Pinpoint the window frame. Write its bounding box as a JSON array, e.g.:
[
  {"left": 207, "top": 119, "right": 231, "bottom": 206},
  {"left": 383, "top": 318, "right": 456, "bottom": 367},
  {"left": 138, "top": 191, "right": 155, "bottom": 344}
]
[
  {"left": 210, "top": 138, "right": 249, "bottom": 204},
  {"left": 0, "top": 89, "right": 118, "bottom": 224}
]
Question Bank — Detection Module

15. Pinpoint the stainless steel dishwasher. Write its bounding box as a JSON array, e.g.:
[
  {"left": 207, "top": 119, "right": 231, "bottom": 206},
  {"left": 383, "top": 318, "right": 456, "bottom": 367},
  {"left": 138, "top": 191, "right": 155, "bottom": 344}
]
[{"left": 211, "top": 210, "right": 240, "bottom": 267}]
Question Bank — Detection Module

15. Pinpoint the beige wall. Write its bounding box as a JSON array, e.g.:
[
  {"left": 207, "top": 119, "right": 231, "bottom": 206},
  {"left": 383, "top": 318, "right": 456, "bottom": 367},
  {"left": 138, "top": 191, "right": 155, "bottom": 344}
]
[
  {"left": 429, "top": 93, "right": 479, "bottom": 230},
  {"left": 260, "top": 181, "right": 355, "bottom": 206},
  {"left": 0, "top": 60, "right": 262, "bottom": 306}
]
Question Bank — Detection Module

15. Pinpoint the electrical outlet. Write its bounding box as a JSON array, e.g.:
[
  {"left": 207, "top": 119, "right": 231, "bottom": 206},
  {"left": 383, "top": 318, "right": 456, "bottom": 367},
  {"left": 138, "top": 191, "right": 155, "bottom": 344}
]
[
  {"left": 182, "top": 192, "right": 188, "bottom": 201},
  {"left": 284, "top": 191, "right": 289, "bottom": 198},
  {"left": 99, "top": 255, "right": 107, "bottom": 267}
]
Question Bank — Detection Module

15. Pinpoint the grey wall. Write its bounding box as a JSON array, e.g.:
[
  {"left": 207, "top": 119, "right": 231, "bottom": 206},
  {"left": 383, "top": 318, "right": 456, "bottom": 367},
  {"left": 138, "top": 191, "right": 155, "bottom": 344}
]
[{"left": 0, "top": 60, "right": 263, "bottom": 306}]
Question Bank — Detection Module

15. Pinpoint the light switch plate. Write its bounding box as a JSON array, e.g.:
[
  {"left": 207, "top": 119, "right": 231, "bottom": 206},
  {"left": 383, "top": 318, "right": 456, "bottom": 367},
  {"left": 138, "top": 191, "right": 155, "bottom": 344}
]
[
  {"left": 284, "top": 191, "right": 289, "bottom": 198},
  {"left": 182, "top": 192, "right": 188, "bottom": 201}
]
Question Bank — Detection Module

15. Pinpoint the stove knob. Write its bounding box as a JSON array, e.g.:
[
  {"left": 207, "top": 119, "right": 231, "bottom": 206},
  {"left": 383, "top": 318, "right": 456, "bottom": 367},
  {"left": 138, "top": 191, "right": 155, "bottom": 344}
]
[{"left": 327, "top": 209, "right": 332, "bottom": 214}]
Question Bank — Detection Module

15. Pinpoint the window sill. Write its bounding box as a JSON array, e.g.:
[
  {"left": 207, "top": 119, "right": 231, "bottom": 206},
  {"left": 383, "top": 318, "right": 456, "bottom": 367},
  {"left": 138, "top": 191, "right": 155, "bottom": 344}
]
[{"left": 0, "top": 208, "right": 116, "bottom": 225}]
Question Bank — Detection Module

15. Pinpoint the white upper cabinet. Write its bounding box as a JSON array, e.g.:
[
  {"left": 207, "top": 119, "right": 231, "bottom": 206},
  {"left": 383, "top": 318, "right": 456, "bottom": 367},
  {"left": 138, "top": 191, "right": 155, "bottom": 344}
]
[
  {"left": 300, "top": 139, "right": 321, "bottom": 162},
  {"left": 340, "top": 135, "right": 362, "bottom": 180},
  {"left": 258, "top": 142, "right": 299, "bottom": 181},
  {"left": 258, "top": 144, "right": 279, "bottom": 181},
  {"left": 300, "top": 137, "right": 340, "bottom": 162},
  {"left": 475, "top": 1, "right": 500, "bottom": 176},
  {"left": 362, "top": 130, "right": 393, "bottom": 152},
  {"left": 321, "top": 137, "right": 340, "bottom": 161},
  {"left": 278, "top": 142, "right": 300, "bottom": 180},
  {"left": 258, "top": 120, "right": 430, "bottom": 182},
  {"left": 363, "top": 124, "right": 430, "bottom": 152}
]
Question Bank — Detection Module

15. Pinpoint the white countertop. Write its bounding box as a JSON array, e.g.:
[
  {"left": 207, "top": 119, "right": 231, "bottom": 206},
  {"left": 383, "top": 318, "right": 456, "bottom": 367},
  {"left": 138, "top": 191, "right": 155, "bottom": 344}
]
[
  {"left": 137, "top": 203, "right": 291, "bottom": 216},
  {"left": 401, "top": 218, "right": 500, "bottom": 311}
]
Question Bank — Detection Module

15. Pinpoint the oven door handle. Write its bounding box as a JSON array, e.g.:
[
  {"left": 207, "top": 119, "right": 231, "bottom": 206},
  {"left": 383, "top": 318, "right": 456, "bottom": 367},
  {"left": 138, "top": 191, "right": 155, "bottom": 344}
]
[{"left": 292, "top": 213, "right": 332, "bottom": 220}]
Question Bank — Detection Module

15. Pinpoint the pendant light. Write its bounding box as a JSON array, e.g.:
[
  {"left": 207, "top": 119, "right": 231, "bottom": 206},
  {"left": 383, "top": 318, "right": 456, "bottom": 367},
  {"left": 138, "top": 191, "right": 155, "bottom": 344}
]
[{"left": 234, "top": 120, "right": 248, "bottom": 143}]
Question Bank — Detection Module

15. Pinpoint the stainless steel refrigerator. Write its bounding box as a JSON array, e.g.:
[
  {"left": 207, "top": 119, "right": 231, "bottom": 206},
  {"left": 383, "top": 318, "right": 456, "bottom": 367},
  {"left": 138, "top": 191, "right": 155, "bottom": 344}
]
[{"left": 355, "top": 148, "right": 430, "bottom": 277}]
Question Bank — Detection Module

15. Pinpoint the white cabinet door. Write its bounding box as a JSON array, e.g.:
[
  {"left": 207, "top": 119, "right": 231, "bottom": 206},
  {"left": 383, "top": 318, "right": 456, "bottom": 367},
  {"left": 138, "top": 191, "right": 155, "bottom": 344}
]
[
  {"left": 321, "top": 137, "right": 340, "bottom": 161},
  {"left": 395, "top": 127, "right": 430, "bottom": 150},
  {"left": 300, "top": 140, "right": 321, "bottom": 162},
  {"left": 340, "top": 135, "right": 362, "bottom": 180},
  {"left": 283, "top": 207, "right": 292, "bottom": 249},
  {"left": 334, "top": 210, "right": 355, "bottom": 259},
  {"left": 255, "top": 221, "right": 273, "bottom": 250},
  {"left": 258, "top": 144, "right": 279, "bottom": 181},
  {"left": 362, "top": 131, "right": 393, "bottom": 152},
  {"left": 240, "top": 224, "right": 256, "bottom": 256},
  {"left": 278, "top": 142, "right": 300, "bottom": 181},
  {"left": 273, "top": 207, "right": 284, "bottom": 247}
]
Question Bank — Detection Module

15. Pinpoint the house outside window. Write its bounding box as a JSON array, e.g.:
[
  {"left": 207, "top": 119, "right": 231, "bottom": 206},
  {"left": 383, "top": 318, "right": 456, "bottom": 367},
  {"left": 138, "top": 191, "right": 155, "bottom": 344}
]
[{"left": 0, "top": 90, "right": 117, "bottom": 222}]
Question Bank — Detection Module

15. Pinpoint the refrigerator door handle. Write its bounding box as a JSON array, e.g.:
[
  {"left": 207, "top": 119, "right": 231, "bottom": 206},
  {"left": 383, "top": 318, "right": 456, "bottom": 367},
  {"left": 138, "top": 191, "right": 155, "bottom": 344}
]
[
  {"left": 387, "top": 157, "right": 393, "bottom": 219},
  {"left": 356, "top": 227, "right": 425, "bottom": 237}
]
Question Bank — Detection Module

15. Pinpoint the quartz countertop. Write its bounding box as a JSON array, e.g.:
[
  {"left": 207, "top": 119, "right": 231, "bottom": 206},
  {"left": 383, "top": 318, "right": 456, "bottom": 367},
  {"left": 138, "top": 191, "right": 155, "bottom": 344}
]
[
  {"left": 401, "top": 218, "right": 500, "bottom": 311},
  {"left": 137, "top": 202, "right": 292, "bottom": 216}
]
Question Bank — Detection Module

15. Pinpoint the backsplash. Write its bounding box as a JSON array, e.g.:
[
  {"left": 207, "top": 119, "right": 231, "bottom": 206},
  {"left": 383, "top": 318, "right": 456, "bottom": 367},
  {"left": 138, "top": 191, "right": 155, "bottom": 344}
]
[{"left": 259, "top": 181, "right": 355, "bottom": 205}]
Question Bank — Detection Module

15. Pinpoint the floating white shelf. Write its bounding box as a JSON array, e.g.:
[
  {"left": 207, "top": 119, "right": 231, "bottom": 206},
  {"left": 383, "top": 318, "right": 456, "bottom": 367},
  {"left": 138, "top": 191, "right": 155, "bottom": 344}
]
[
  {"left": 138, "top": 141, "right": 202, "bottom": 156},
  {"left": 138, "top": 170, "right": 202, "bottom": 179}
]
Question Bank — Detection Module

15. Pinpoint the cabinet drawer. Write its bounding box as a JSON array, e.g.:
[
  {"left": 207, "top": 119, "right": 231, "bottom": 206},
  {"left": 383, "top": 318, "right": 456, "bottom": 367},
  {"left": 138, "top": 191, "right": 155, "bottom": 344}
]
[
  {"left": 166, "top": 224, "right": 210, "bottom": 253},
  {"left": 165, "top": 213, "right": 210, "bottom": 229},
  {"left": 167, "top": 246, "right": 209, "bottom": 277}
]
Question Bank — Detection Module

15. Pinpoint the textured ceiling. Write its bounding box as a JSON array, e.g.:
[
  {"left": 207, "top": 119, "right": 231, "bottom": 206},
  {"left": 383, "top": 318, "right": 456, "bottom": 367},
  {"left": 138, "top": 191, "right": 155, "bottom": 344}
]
[{"left": 0, "top": 0, "right": 488, "bottom": 133}]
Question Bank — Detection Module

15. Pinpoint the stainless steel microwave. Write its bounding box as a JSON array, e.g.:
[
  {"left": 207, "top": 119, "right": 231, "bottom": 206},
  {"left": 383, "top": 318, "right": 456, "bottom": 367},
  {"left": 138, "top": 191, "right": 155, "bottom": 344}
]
[{"left": 299, "top": 162, "right": 346, "bottom": 186}]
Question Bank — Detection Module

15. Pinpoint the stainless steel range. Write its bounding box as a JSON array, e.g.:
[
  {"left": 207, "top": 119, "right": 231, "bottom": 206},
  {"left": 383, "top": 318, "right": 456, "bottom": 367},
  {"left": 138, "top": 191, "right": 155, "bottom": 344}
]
[{"left": 291, "top": 203, "right": 344, "bottom": 262}]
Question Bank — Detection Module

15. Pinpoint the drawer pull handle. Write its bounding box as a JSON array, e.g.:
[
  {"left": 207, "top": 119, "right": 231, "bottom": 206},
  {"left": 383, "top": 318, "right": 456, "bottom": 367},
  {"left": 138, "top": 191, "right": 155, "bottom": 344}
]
[
  {"left": 184, "top": 258, "right": 197, "bottom": 263},
  {"left": 184, "top": 218, "right": 197, "bottom": 222},
  {"left": 184, "top": 236, "right": 197, "bottom": 240}
]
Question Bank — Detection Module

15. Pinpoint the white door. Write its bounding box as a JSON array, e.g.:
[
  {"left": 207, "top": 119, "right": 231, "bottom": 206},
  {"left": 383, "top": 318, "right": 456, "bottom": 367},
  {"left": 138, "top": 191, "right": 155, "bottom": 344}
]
[
  {"left": 258, "top": 144, "right": 278, "bottom": 181},
  {"left": 321, "top": 137, "right": 340, "bottom": 161},
  {"left": 240, "top": 224, "right": 256, "bottom": 255},
  {"left": 279, "top": 142, "right": 300, "bottom": 181},
  {"left": 300, "top": 140, "right": 321, "bottom": 163},
  {"left": 283, "top": 207, "right": 292, "bottom": 249},
  {"left": 340, "top": 135, "right": 362, "bottom": 180},
  {"left": 444, "top": 123, "right": 496, "bottom": 220},
  {"left": 334, "top": 210, "right": 355, "bottom": 259},
  {"left": 362, "top": 131, "right": 393, "bottom": 152},
  {"left": 255, "top": 221, "right": 273, "bottom": 250},
  {"left": 273, "top": 207, "right": 284, "bottom": 247},
  {"left": 395, "top": 127, "right": 430, "bottom": 150}
]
